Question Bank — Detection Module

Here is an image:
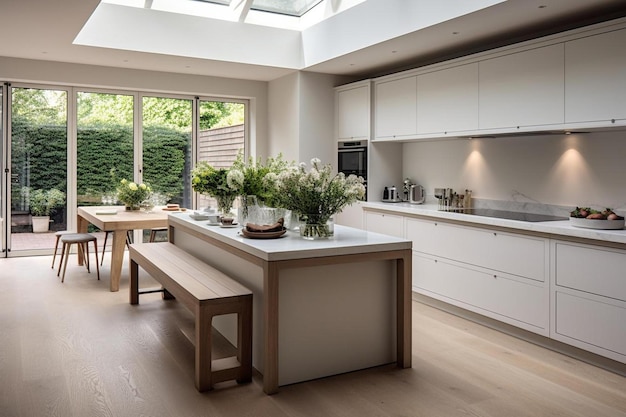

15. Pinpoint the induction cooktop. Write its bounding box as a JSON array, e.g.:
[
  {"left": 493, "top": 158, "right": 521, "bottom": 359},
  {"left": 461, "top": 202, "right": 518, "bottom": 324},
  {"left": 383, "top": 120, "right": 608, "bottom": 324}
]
[{"left": 454, "top": 208, "right": 568, "bottom": 222}]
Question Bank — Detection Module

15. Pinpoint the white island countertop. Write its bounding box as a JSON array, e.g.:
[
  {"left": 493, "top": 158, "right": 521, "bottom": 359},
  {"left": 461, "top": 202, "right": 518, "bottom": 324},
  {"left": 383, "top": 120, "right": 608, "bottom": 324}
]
[
  {"left": 168, "top": 212, "right": 412, "bottom": 261},
  {"left": 362, "top": 202, "right": 626, "bottom": 246}
]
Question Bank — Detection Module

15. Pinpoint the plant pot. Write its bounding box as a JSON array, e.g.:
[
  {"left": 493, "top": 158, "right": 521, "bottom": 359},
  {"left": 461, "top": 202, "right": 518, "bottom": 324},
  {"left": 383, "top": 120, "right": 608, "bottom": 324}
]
[{"left": 31, "top": 216, "right": 51, "bottom": 233}]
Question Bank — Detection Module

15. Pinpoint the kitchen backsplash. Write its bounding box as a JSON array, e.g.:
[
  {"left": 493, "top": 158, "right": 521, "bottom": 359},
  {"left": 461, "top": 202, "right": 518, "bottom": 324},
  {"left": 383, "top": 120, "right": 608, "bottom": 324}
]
[{"left": 401, "top": 130, "right": 626, "bottom": 213}]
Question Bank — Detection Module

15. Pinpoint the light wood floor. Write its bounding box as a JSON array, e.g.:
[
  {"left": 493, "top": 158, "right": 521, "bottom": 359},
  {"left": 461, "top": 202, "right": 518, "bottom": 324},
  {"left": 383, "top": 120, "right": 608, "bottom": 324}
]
[{"left": 1, "top": 254, "right": 624, "bottom": 417}]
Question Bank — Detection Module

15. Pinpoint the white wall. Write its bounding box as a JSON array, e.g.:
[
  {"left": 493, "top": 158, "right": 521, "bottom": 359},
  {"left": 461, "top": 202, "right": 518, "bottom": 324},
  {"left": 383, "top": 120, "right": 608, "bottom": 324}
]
[
  {"left": 401, "top": 131, "right": 626, "bottom": 211},
  {"left": 267, "top": 71, "right": 347, "bottom": 166},
  {"left": 268, "top": 72, "right": 300, "bottom": 162}
]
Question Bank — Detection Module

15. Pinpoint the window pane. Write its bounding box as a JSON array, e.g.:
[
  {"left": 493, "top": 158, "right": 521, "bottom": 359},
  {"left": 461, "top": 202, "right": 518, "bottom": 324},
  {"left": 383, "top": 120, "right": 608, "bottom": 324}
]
[
  {"left": 197, "top": 100, "right": 245, "bottom": 210},
  {"left": 10, "top": 87, "right": 68, "bottom": 251},
  {"left": 251, "top": 0, "right": 322, "bottom": 16},
  {"left": 76, "top": 92, "right": 134, "bottom": 206},
  {"left": 142, "top": 96, "right": 193, "bottom": 208}
]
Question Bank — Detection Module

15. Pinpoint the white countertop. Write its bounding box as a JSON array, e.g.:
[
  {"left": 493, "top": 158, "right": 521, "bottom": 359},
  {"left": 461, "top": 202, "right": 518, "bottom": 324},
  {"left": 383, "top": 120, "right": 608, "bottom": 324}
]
[
  {"left": 362, "top": 202, "right": 626, "bottom": 246},
  {"left": 168, "top": 212, "right": 412, "bottom": 262}
]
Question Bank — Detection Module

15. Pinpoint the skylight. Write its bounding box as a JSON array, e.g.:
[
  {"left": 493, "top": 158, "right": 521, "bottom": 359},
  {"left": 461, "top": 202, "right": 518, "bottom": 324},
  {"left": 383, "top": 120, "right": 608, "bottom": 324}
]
[{"left": 250, "top": 0, "right": 324, "bottom": 17}]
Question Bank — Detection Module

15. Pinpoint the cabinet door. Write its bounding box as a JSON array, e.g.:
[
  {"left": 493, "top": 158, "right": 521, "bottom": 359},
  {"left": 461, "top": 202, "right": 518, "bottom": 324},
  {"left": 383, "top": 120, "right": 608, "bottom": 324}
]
[
  {"left": 406, "top": 217, "right": 547, "bottom": 282},
  {"left": 417, "top": 63, "right": 479, "bottom": 134},
  {"left": 337, "top": 84, "right": 370, "bottom": 140},
  {"left": 413, "top": 253, "right": 548, "bottom": 334},
  {"left": 374, "top": 76, "right": 417, "bottom": 139},
  {"left": 565, "top": 28, "right": 626, "bottom": 123},
  {"left": 479, "top": 44, "right": 565, "bottom": 129},
  {"left": 364, "top": 211, "right": 403, "bottom": 238}
]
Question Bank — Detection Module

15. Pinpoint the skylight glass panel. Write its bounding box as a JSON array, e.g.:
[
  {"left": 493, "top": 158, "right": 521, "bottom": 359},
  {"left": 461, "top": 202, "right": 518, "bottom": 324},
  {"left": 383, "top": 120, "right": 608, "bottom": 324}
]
[
  {"left": 251, "top": 0, "right": 323, "bottom": 17},
  {"left": 194, "top": 0, "right": 232, "bottom": 5}
]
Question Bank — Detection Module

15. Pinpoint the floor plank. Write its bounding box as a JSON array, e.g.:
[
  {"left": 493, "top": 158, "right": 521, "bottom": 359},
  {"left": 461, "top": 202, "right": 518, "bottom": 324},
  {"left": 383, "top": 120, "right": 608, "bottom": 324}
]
[{"left": 0, "top": 254, "right": 624, "bottom": 417}]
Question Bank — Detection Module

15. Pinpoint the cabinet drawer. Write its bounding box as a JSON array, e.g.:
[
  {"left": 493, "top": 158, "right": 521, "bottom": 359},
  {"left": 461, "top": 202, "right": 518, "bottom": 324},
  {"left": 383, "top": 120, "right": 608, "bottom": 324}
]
[
  {"left": 554, "top": 242, "right": 626, "bottom": 301},
  {"left": 413, "top": 253, "right": 548, "bottom": 333},
  {"left": 364, "top": 211, "right": 403, "bottom": 238},
  {"left": 555, "top": 291, "right": 626, "bottom": 359},
  {"left": 407, "top": 218, "right": 546, "bottom": 281}
]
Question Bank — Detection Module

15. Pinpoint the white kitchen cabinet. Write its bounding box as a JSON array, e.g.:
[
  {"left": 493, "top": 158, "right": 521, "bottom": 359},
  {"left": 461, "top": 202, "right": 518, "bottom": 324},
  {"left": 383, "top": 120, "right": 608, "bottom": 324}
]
[
  {"left": 479, "top": 44, "right": 565, "bottom": 130},
  {"left": 413, "top": 253, "right": 548, "bottom": 334},
  {"left": 406, "top": 217, "right": 549, "bottom": 335},
  {"left": 565, "top": 28, "right": 626, "bottom": 124},
  {"left": 406, "top": 217, "right": 547, "bottom": 282},
  {"left": 416, "top": 63, "right": 479, "bottom": 135},
  {"left": 335, "top": 201, "right": 364, "bottom": 230},
  {"left": 335, "top": 81, "right": 371, "bottom": 141},
  {"left": 364, "top": 210, "right": 403, "bottom": 238},
  {"left": 552, "top": 241, "right": 626, "bottom": 362},
  {"left": 374, "top": 76, "right": 417, "bottom": 140}
]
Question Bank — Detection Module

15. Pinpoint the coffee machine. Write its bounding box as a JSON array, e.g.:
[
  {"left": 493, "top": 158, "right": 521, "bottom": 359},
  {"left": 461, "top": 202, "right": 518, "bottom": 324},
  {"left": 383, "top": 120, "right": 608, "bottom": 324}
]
[{"left": 403, "top": 178, "right": 425, "bottom": 204}]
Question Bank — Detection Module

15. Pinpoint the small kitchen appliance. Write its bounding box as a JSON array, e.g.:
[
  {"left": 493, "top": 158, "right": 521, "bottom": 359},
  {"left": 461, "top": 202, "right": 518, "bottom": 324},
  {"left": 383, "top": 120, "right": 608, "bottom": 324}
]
[
  {"left": 382, "top": 185, "right": 402, "bottom": 202},
  {"left": 409, "top": 184, "right": 425, "bottom": 204}
]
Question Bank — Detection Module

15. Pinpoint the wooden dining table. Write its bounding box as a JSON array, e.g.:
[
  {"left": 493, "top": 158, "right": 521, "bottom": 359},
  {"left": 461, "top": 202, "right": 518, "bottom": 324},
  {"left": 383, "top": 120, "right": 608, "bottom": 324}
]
[{"left": 77, "top": 206, "right": 170, "bottom": 292}]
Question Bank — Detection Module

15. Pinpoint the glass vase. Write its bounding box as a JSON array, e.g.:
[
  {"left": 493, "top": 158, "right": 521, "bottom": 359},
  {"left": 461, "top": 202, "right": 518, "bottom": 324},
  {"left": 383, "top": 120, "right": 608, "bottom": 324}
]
[
  {"left": 215, "top": 194, "right": 236, "bottom": 217},
  {"left": 299, "top": 215, "right": 334, "bottom": 240},
  {"left": 238, "top": 195, "right": 258, "bottom": 226}
]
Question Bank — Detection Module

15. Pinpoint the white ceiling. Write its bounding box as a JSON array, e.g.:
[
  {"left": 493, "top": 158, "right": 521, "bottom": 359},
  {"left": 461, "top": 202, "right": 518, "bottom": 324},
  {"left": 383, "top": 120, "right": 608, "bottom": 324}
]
[{"left": 0, "top": 0, "right": 625, "bottom": 82}]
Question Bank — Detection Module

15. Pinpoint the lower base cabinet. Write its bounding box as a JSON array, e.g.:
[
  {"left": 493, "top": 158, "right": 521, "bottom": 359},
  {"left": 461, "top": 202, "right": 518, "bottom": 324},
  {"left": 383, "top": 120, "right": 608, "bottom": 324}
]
[
  {"left": 365, "top": 208, "right": 626, "bottom": 365},
  {"left": 552, "top": 241, "right": 626, "bottom": 363},
  {"left": 413, "top": 253, "right": 549, "bottom": 335}
]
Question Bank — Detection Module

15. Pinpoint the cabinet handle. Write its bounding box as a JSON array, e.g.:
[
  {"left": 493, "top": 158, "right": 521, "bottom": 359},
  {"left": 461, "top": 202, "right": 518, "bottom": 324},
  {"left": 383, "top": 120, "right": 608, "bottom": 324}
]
[
  {"left": 493, "top": 275, "right": 497, "bottom": 279},
  {"left": 493, "top": 232, "right": 497, "bottom": 236},
  {"left": 434, "top": 222, "right": 438, "bottom": 226}
]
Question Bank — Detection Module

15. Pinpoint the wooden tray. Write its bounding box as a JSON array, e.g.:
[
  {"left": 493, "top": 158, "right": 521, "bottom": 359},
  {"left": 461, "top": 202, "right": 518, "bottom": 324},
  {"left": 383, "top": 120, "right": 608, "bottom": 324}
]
[{"left": 240, "top": 228, "right": 287, "bottom": 239}]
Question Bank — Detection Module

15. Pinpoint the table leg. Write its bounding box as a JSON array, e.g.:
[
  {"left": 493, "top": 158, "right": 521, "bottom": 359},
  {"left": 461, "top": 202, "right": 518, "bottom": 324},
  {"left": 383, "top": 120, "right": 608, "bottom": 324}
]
[
  {"left": 109, "top": 230, "right": 128, "bottom": 292},
  {"left": 263, "top": 262, "right": 279, "bottom": 395},
  {"left": 77, "top": 215, "right": 89, "bottom": 265}
]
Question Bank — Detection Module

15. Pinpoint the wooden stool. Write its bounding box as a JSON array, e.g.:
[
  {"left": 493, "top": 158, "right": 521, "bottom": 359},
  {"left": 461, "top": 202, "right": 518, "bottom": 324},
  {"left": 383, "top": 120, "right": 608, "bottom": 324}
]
[
  {"left": 149, "top": 227, "right": 168, "bottom": 242},
  {"left": 51, "top": 230, "right": 75, "bottom": 269},
  {"left": 57, "top": 233, "right": 100, "bottom": 283}
]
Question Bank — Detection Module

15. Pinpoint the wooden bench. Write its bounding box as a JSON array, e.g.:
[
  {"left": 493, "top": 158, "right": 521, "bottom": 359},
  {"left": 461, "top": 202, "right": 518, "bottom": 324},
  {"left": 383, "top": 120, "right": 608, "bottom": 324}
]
[{"left": 129, "top": 242, "right": 253, "bottom": 392}]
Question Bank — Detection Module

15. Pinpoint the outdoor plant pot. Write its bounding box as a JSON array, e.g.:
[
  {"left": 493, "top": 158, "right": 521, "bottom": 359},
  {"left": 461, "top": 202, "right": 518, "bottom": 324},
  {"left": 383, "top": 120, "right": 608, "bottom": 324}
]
[{"left": 31, "top": 216, "right": 51, "bottom": 233}]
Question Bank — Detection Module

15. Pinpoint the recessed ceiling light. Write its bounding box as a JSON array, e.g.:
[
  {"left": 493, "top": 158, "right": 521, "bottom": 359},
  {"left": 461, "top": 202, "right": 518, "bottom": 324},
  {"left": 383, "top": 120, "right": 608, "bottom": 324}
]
[
  {"left": 452, "top": 31, "right": 460, "bottom": 35},
  {"left": 538, "top": 5, "right": 547, "bottom": 8},
  {"left": 391, "top": 50, "right": 397, "bottom": 54}
]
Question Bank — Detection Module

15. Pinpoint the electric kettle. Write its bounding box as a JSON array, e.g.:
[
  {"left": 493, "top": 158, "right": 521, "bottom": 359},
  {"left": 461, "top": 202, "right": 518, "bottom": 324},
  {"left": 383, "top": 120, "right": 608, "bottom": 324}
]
[{"left": 409, "top": 184, "right": 425, "bottom": 204}]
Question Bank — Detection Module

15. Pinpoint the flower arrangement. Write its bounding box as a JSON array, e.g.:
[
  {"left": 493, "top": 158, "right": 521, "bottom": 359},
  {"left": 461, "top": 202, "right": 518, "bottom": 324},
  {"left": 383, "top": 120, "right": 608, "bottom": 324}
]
[
  {"left": 226, "top": 152, "right": 291, "bottom": 205},
  {"left": 191, "top": 162, "right": 238, "bottom": 214},
  {"left": 272, "top": 158, "right": 366, "bottom": 238},
  {"left": 117, "top": 179, "right": 151, "bottom": 209}
]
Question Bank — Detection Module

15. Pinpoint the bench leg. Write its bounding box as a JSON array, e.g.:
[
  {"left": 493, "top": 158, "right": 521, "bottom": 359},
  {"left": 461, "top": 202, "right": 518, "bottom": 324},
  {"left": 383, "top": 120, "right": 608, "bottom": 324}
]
[
  {"left": 195, "top": 307, "right": 213, "bottom": 392},
  {"left": 238, "top": 296, "right": 253, "bottom": 383},
  {"left": 130, "top": 259, "right": 139, "bottom": 305},
  {"left": 163, "top": 288, "right": 175, "bottom": 300}
]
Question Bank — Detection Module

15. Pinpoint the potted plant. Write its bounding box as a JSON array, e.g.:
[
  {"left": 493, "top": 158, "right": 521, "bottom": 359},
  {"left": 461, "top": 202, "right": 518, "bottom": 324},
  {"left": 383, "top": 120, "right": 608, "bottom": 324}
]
[{"left": 27, "top": 187, "right": 66, "bottom": 233}]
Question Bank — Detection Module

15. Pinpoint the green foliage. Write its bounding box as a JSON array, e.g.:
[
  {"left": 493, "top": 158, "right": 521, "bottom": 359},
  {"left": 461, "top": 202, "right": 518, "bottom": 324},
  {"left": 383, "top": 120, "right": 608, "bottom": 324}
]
[{"left": 25, "top": 187, "right": 66, "bottom": 216}]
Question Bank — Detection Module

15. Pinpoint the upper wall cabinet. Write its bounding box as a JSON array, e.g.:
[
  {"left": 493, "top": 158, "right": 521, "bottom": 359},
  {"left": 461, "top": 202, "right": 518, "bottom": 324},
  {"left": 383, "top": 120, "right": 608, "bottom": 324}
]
[
  {"left": 565, "top": 28, "right": 626, "bottom": 124},
  {"left": 479, "top": 44, "right": 565, "bottom": 130},
  {"left": 416, "top": 63, "right": 479, "bottom": 135},
  {"left": 335, "top": 80, "right": 371, "bottom": 141},
  {"left": 374, "top": 76, "right": 417, "bottom": 140}
]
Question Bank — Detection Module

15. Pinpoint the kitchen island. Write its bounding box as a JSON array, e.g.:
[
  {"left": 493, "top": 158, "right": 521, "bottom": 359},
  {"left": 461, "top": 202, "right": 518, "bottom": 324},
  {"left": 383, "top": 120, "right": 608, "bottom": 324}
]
[{"left": 165, "top": 213, "right": 412, "bottom": 394}]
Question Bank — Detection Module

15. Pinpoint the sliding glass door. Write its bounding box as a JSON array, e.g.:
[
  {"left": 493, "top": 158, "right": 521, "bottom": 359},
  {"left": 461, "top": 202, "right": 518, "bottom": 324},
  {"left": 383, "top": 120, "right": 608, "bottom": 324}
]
[{"left": 8, "top": 86, "right": 68, "bottom": 255}]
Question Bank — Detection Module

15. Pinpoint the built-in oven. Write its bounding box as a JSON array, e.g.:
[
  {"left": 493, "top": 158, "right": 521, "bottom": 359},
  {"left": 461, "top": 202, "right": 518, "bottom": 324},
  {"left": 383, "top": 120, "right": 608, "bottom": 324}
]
[{"left": 338, "top": 140, "right": 367, "bottom": 199}]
